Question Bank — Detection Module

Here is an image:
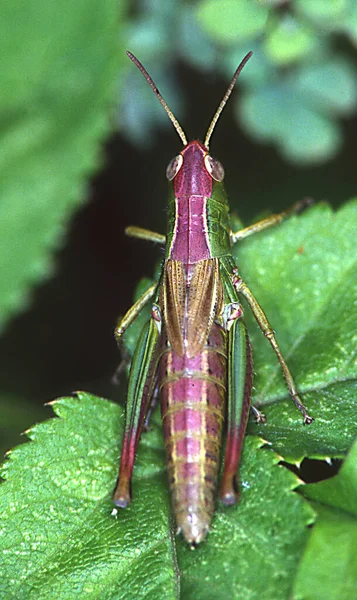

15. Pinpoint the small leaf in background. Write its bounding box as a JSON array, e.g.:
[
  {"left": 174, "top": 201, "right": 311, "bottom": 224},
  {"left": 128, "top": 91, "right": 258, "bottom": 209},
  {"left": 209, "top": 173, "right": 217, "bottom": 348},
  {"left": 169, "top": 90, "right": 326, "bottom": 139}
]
[
  {"left": 238, "top": 55, "right": 357, "bottom": 165},
  {"left": 196, "top": 0, "right": 269, "bottom": 44},
  {"left": 222, "top": 43, "right": 275, "bottom": 86},
  {"left": 343, "top": 0, "right": 357, "bottom": 43},
  {"left": 265, "top": 14, "right": 317, "bottom": 65},
  {"left": 239, "top": 82, "right": 341, "bottom": 163},
  {"left": 179, "top": 5, "right": 218, "bottom": 70},
  {"left": 295, "top": 59, "right": 357, "bottom": 115},
  {"left": 296, "top": 0, "right": 347, "bottom": 28},
  {"left": 0, "top": 0, "right": 122, "bottom": 330},
  {"left": 119, "top": 63, "right": 183, "bottom": 147},
  {"left": 118, "top": 0, "right": 357, "bottom": 164},
  {"left": 294, "top": 438, "right": 357, "bottom": 600}
]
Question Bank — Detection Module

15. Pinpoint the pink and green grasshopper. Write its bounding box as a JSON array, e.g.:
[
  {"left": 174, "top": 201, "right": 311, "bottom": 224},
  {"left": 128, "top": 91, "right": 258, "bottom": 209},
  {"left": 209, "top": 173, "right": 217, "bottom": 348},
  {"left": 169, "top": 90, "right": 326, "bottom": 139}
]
[{"left": 113, "top": 51, "right": 313, "bottom": 545}]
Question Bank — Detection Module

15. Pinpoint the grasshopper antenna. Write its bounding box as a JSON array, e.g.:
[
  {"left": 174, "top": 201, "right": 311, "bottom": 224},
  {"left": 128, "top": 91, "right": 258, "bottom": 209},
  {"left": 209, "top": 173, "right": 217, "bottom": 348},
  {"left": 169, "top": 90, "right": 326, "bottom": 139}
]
[
  {"left": 204, "top": 51, "right": 253, "bottom": 150},
  {"left": 126, "top": 51, "right": 188, "bottom": 146}
]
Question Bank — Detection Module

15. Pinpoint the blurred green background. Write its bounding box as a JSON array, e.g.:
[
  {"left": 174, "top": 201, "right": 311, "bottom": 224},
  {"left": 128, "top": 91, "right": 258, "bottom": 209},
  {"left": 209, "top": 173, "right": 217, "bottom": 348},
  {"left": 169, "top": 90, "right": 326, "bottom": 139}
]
[{"left": 1, "top": 0, "right": 357, "bottom": 456}]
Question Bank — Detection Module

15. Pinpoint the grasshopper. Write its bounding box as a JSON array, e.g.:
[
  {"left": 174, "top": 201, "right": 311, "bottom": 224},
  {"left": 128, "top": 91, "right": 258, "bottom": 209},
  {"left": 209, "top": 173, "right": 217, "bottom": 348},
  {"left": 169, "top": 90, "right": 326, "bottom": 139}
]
[{"left": 113, "top": 51, "right": 313, "bottom": 545}]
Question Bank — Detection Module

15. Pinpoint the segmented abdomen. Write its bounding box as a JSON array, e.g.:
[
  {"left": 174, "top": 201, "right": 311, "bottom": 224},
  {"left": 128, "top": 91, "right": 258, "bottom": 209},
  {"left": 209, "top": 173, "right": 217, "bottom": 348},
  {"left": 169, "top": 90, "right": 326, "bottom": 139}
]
[{"left": 159, "top": 323, "right": 227, "bottom": 544}]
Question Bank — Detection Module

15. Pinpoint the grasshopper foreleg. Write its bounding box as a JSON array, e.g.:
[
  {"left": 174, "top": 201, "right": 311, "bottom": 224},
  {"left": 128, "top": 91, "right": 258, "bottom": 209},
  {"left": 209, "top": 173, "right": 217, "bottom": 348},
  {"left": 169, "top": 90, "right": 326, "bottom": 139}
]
[
  {"left": 232, "top": 270, "right": 313, "bottom": 424},
  {"left": 114, "top": 282, "right": 157, "bottom": 343},
  {"left": 125, "top": 226, "right": 166, "bottom": 245},
  {"left": 112, "top": 282, "right": 158, "bottom": 384},
  {"left": 231, "top": 198, "right": 313, "bottom": 244}
]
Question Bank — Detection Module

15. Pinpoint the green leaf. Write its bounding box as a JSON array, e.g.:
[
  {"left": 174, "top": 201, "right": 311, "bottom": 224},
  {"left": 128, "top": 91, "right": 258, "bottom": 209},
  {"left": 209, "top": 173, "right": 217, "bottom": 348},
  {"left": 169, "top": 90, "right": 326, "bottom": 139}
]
[
  {"left": 240, "top": 83, "right": 341, "bottom": 163},
  {"left": 343, "top": 0, "right": 357, "bottom": 43},
  {"left": 296, "top": 0, "right": 347, "bottom": 28},
  {"left": 222, "top": 45, "right": 275, "bottom": 86},
  {"left": 239, "top": 54, "right": 357, "bottom": 163},
  {"left": 2, "top": 201, "right": 355, "bottom": 597},
  {"left": 0, "top": 394, "right": 313, "bottom": 599},
  {"left": 294, "top": 439, "right": 357, "bottom": 599},
  {"left": 0, "top": 0, "right": 123, "bottom": 330},
  {"left": 196, "top": 0, "right": 269, "bottom": 44},
  {"left": 265, "top": 15, "right": 317, "bottom": 65},
  {"left": 236, "top": 201, "right": 357, "bottom": 460},
  {"left": 179, "top": 6, "right": 218, "bottom": 70},
  {"left": 295, "top": 59, "right": 357, "bottom": 115},
  {"left": 0, "top": 394, "right": 178, "bottom": 600},
  {"left": 177, "top": 437, "right": 314, "bottom": 599}
]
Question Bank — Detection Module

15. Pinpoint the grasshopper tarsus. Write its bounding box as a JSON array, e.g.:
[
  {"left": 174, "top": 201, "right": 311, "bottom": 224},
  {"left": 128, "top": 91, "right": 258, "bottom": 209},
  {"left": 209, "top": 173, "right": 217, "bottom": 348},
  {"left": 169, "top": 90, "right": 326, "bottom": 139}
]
[
  {"left": 112, "top": 475, "right": 131, "bottom": 508},
  {"left": 250, "top": 405, "right": 267, "bottom": 424},
  {"left": 219, "top": 473, "right": 239, "bottom": 506},
  {"left": 293, "top": 196, "right": 314, "bottom": 215},
  {"left": 291, "top": 392, "right": 314, "bottom": 424},
  {"left": 298, "top": 404, "right": 314, "bottom": 425}
]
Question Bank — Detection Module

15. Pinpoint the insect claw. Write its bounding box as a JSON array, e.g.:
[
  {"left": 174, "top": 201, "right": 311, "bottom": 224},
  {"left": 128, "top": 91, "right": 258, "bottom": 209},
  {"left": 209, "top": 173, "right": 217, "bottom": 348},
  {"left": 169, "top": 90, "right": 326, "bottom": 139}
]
[
  {"left": 220, "top": 492, "right": 238, "bottom": 506},
  {"left": 303, "top": 414, "right": 314, "bottom": 425},
  {"left": 250, "top": 405, "right": 266, "bottom": 424},
  {"left": 256, "top": 412, "right": 267, "bottom": 424},
  {"left": 294, "top": 196, "right": 314, "bottom": 214},
  {"left": 219, "top": 472, "right": 239, "bottom": 506},
  {"left": 113, "top": 495, "right": 130, "bottom": 509}
]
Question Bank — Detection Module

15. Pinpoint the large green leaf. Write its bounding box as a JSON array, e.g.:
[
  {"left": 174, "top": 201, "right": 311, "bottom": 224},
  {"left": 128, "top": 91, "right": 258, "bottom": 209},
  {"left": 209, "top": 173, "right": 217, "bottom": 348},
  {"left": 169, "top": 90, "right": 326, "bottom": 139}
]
[
  {"left": 0, "top": 393, "right": 313, "bottom": 599},
  {"left": 0, "top": 0, "right": 123, "bottom": 329},
  {"left": 294, "top": 438, "right": 357, "bottom": 599},
  {"left": 0, "top": 395, "right": 177, "bottom": 600}
]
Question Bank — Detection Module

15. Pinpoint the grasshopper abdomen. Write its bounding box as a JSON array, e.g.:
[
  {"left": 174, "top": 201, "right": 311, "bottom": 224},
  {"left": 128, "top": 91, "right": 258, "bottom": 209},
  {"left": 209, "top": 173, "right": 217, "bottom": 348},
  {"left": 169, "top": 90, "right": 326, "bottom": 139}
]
[{"left": 159, "top": 323, "right": 227, "bottom": 544}]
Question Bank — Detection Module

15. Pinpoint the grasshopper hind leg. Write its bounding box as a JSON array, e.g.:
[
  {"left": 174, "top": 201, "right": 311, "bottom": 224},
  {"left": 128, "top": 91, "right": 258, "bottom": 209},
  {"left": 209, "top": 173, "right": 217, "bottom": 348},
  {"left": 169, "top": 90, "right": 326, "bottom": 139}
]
[
  {"left": 112, "top": 318, "right": 160, "bottom": 508},
  {"left": 220, "top": 318, "right": 253, "bottom": 505}
]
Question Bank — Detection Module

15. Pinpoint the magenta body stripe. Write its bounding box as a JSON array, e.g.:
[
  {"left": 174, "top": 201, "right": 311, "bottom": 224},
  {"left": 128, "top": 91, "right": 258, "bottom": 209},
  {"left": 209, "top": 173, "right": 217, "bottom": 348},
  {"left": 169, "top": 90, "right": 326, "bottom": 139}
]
[{"left": 169, "top": 142, "right": 212, "bottom": 263}]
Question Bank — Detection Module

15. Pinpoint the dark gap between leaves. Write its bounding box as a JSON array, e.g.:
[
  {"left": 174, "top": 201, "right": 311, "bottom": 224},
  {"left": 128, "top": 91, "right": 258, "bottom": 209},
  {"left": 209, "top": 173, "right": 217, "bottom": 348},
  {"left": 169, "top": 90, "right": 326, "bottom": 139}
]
[{"left": 281, "top": 457, "right": 342, "bottom": 484}]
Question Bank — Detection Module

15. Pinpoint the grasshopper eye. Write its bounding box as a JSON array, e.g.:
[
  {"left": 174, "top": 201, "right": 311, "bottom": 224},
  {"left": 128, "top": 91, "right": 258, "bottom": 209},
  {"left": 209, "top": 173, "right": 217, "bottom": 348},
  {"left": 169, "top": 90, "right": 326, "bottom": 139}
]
[
  {"left": 204, "top": 155, "right": 225, "bottom": 182},
  {"left": 166, "top": 154, "right": 183, "bottom": 181}
]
